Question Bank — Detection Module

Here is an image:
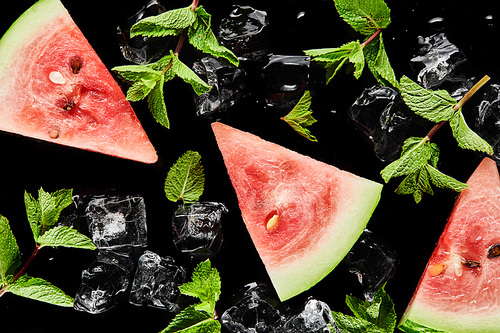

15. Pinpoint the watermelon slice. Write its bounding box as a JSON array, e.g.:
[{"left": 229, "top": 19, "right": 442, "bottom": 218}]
[
  {"left": 400, "top": 157, "right": 500, "bottom": 333},
  {"left": 211, "top": 122, "right": 383, "bottom": 301},
  {"left": 0, "top": 0, "right": 157, "bottom": 163}
]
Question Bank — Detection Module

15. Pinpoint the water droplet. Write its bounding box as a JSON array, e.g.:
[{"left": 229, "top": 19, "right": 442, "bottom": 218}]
[
  {"left": 428, "top": 17, "right": 445, "bottom": 24},
  {"left": 296, "top": 11, "right": 305, "bottom": 20}
]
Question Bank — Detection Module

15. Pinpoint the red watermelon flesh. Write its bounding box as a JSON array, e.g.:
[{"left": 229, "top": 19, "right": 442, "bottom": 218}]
[
  {"left": 400, "top": 157, "right": 500, "bottom": 333},
  {"left": 212, "top": 122, "right": 383, "bottom": 301},
  {"left": 0, "top": 0, "right": 157, "bottom": 164}
]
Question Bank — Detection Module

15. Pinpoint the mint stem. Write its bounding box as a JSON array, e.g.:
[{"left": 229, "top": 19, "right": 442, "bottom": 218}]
[
  {"left": 0, "top": 244, "right": 40, "bottom": 297},
  {"left": 361, "top": 28, "right": 382, "bottom": 47}
]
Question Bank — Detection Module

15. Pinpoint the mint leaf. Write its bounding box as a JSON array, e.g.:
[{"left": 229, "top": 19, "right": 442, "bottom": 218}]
[
  {"left": 334, "top": 0, "right": 391, "bottom": 36},
  {"left": 281, "top": 91, "right": 318, "bottom": 142},
  {"left": 363, "top": 33, "right": 398, "bottom": 88},
  {"left": 170, "top": 54, "right": 211, "bottom": 95},
  {"left": 400, "top": 76, "right": 457, "bottom": 122},
  {"left": 6, "top": 275, "right": 74, "bottom": 307},
  {"left": 130, "top": 6, "right": 197, "bottom": 38},
  {"left": 36, "top": 226, "right": 96, "bottom": 250},
  {"left": 0, "top": 215, "right": 21, "bottom": 285},
  {"left": 165, "top": 150, "right": 205, "bottom": 203},
  {"left": 426, "top": 164, "right": 469, "bottom": 192},
  {"left": 178, "top": 259, "right": 221, "bottom": 313},
  {"left": 126, "top": 73, "right": 163, "bottom": 102},
  {"left": 395, "top": 167, "right": 433, "bottom": 203},
  {"left": 399, "top": 319, "right": 450, "bottom": 333},
  {"left": 449, "top": 110, "right": 494, "bottom": 154},
  {"left": 161, "top": 305, "right": 220, "bottom": 333},
  {"left": 148, "top": 74, "right": 170, "bottom": 128},
  {"left": 331, "top": 312, "right": 387, "bottom": 333},
  {"left": 188, "top": 6, "right": 239, "bottom": 67}
]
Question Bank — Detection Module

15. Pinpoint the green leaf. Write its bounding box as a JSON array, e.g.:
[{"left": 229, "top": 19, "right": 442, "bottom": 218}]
[
  {"left": 161, "top": 305, "right": 220, "bottom": 333},
  {"left": 165, "top": 151, "right": 205, "bottom": 203},
  {"left": 112, "top": 64, "right": 161, "bottom": 83},
  {"left": 171, "top": 54, "right": 211, "bottom": 95},
  {"left": 126, "top": 72, "right": 163, "bottom": 102},
  {"left": 178, "top": 259, "right": 221, "bottom": 313},
  {"left": 334, "top": 0, "right": 391, "bottom": 36},
  {"left": 0, "top": 215, "right": 21, "bottom": 286},
  {"left": 400, "top": 76, "right": 457, "bottom": 122},
  {"left": 36, "top": 226, "right": 96, "bottom": 250},
  {"left": 130, "top": 6, "right": 197, "bottom": 38},
  {"left": 147, "top": 75, "right": 170, "bottom": 128},
  {"left": 281, "top": 91, "right": 318, "bottom": 142},
  {"left": 6, "top": 275, "right": 74, "bottom": 307},
  {"left": 449, "top": 110, "right": 494, "bottom": 154},
  {"left": 426, "top": 164, "right": 469, "bottom": 193},
  {"left": 331, "top": 312, "right": 387, "bottom": 333},
  {"left": 188, "top": 6, "right": 239, "bottom": 66},
  {"left": 363, "top": 33, "right": 398, "bottom": 88},
  {"left": 395, "top": 168, "right": 431, "bottom": 203},
  {"left": 399, "top": 319, "right": 450, "bottom": 333}
]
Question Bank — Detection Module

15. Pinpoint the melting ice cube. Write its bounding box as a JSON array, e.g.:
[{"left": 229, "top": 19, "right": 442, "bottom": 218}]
[
  {"left": 85, "top": 194, "right": 148, "bottom": 249},
  {"left": 129, "top": 250, "right": 186, "bottom": 311},
  {"left": 281, "top": 299, "right": 338, "bottom": 333},
  {"left": 475, "top": 83, "right": 500, "bottom": 162},
  {"left": 172, "top": 202, "right": 227, "bottom": 255}
]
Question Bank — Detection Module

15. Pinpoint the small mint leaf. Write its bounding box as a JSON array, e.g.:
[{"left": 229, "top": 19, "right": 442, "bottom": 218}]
[
  {"left": 147, "top": 75, "right": 170, "bottom": 128},
  {"left": 6, "top": 275, "right": 74, "bottom": 307},
  {"left": 161, "top": 305, "right": 220, "bottom": 333},
  {"left": 0, "top": 215, "right": 21, "bottom": 285},
  {"left": 171, "top": 54, "right": 211, "bottom": 95},
  {"left": 399, "top": 319, "right": 450, "bottom": 333},
  {"left": 130, "top": 6, "right": 197, "bottom": 38},
  {"left": 188, "top": 6, "right": 239, "bottom": 66},
  {"left": 125, "top": 71, "right": 162, "bottom": 102},
  {"left": 331, "top": 311, "right": 387, "bottom": 333},
  {"left": 363, "top": 33, "right": 399, "bottom": 88},
  {"left": 334, "top": 0, "right": 391, "bottom": 36},
  {"left": 281, "top": 91, "right": 318, "bottom": 142},
  {"left": 449, "top": 110, "right": 494, "bottom": 154},
  {"left": 165, "top": 151, "right": 205, "bottom": 203},
  {"left": 426, "top": 164, "right": 469, "bottom": 193},
  {"left": 112, "top": 65, "right": 160, "bottom": 83},
  {"left": 37, "top": 226, "right": 96, "bottom": 250},
  {"left": 400, "top": 76, "right": 457, "bottom": 122}
]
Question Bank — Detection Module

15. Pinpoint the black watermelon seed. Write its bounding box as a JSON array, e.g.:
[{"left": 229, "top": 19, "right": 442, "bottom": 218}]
[{"left": 488, "top": 244, "right": 500, "bottom": 259}]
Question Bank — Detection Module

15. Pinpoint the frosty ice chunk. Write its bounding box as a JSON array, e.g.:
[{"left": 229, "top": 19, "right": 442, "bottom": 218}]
[
  {"left": 117, "top": 0, "right": 170, "bottom": 64},
  {"left": 221, "top": 282, "right": 286, "bottom": 332},
  {"left": 475, "top": 83, "right": 500, "bottom": 162},
  {"left": 281, "top": 299, "right": 338, "bottom": 333},
  {"left": 129, "top": 250, "right": 186, "bottom": 311},
  {"left": 349, "top": 85, "right": 413, "bottom": 162},
  {"left": 343, "top": 230, "right": 397, "bottom": 301},
  {"left": 218, "top": 5, "right": 269, "bottom": 61},
  {"left": 261, "top": 54, "right": 311, "bottom": 110},
  {"left": 85, "top": 195, "right": 148, "bottom": 249},
  {"left": 172, "top": 202, "right": 227, "bottom": 254},
  {"left": 192, "top": 57, "right": 247, "bottom": 119},
  {"left": 74, "top": 250, "right": 133, "bottom": 314},
  {"left": 410, "top": 33, "right": 466, "bottom": 89}
]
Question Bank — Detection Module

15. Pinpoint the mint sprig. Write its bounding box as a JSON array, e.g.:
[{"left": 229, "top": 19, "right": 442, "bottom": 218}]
[
  {"left": 0, "top": 188, "right": 96, "bottom": 306},
  {"left": 281, "top": 90, "right": 318, "bottom": 142},
  {"left": 165, "top": 150, "right": 205, "bottom": 204},
  {"left": 161, "top": 259, "right": 221, "bottom": 333},
  {"left": 113, "top": 1, "right": 238, "bottom": 129}
]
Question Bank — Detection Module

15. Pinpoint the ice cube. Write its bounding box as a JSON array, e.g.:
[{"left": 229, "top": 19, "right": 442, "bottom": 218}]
[
  {"left": 192, "top": 57, "right": 248, "bottom": 119},
  {"left": 73, "top": 250, "right": 133, "bottom": 314},
  {"left": 343, "top": 230, "right": 397, "bottom": 301},
  {"left": 172, "top": 202, "right": 227, "bottom": 255},
  {"left": 117, "top": 0, "right": 170, "bottom": 64},
  {"left": 475, "top": 83, "right": 500, "bottom": 163},
  {"left": 410, "top": 33, "right": 467, "bottom": 89},
  {"left": 218, "top": 5, "right": 269, "bottom": 62},
  {"left": 221, "top": 282, "right": 286, "bottom": 333},
  {"left": 281, "top": 299, "right": 338, "bottom": 333},
  {"left": 349, "top": 85, "right": 413, "bottom": 162},
  {"left": 129, "top": 250, "right": 186, "bottom": 312},
  {"left": 85, "top": 194, "right": 148, "bottom": 249},
  {"left": 261, "top": 54, "right": 312, "bottom": 110}
]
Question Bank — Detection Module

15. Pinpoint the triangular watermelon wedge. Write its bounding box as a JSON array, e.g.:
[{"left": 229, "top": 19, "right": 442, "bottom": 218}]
[
  {"left": 212, "top": 122, "right": 383, "bottom": 301},
  {"left": 0, "top": 0, "right": 157, "bottom": 163},
  {"left": 400, "top": 157, "right": 500, "bottom": 333}
]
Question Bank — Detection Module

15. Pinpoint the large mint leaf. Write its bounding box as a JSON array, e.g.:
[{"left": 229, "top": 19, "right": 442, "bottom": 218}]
[
  {"left": 165, "top": 150, "right": 205, "bottom": 203},
  {"left": 400, "top": 76, "right": 457, "bottom": 122},
  {"left": 334, "top": 0, "right": 391, "bottom": 36},
  {"left": 161, "top": 305, "right": 220, "bottom": 333},
  {"left": 6, "top": 275, "right": 74, "bottom": 307},
  {"left": 449, "top": 110, "right": 494, "bottom": 154},
  {"left": 130, "top": 6, "right": 197, "bottom": 38},
  {"left": 0, "top": 215, "right": 21, "bottom": 285},
  {"left": 37, "top": 226, "right": 96, "bottom": 250},
  {"left": 148, "top": 75, "right": 170, "bottom": 128},
  {"left": 363, "top": 33, "right": 398, "bottom": 88},
  {"left": 188, "top": 6, "right": 239, "bottom": 66}
]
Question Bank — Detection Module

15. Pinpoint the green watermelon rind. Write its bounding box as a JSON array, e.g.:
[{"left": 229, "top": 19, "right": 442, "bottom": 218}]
[
  {"left": 0, "top": 0, "right": 66, "bottom": 76},
  {"left": 268, "top": 176, "right": 382, "bottom": 301}
]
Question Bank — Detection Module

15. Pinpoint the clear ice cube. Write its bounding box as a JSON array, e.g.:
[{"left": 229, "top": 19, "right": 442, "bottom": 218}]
[
  {"left": 218, "top": 5, "right": 269, "bottom": 62},
  {"left": 349, "top": 85, "right": 413, "bottom": 162},
  {"left": 85, "top": 195, "right": 148, "bottom": 249},
  {"left": 221, "top": 282, "right": 286, "bottom": 333},
  {"left": 410, "top": 33, "right": 467, "bottom": 89},
  {"left": 343, "top": 230, "right": 397, "bottom": 301},
  {"left": 74, "top": 250, "right": 133, "bottom": 314},
  {"left": 192, "top": 57, "right": 248, "bottom": 119},
  {"left": 281, "top": 299, "right": 338, "bottom": 333},
  {"left": 172, "top": 202, "right": 227, "bottom": 255},
  {"left": 129, "top": 250, "right": 186, "bottom": 311},
  {"left": 475, "top": 83, "right": 500, "bottom": 163}
]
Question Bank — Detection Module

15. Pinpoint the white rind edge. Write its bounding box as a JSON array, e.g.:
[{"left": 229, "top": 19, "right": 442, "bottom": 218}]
[{"left": 269, "top": 175, "right": 383, "bottom": 301}]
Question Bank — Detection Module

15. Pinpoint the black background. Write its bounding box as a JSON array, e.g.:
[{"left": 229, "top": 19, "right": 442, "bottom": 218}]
[{"left": 0, "top": 0, "right": 498, "bottom": 332}]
